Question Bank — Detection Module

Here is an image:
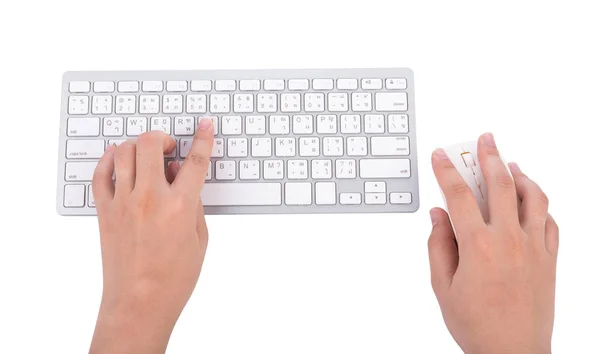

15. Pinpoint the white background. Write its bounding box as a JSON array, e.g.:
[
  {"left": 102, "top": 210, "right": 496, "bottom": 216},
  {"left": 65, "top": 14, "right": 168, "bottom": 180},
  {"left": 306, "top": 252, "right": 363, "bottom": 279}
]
[{"left": 1, "top": 1, "right": 599, "bottom": 353}]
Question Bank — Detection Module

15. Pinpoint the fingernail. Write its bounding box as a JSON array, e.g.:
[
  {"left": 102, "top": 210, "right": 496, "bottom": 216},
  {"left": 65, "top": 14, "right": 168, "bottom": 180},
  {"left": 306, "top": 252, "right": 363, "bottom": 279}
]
[
  {"left": 430, "top": 209, "right": 439, "bottom": 226},
  {"left": 198, "top": 118, "right": 213, "bottom": 131},
  {"left": 508, "top": 162, "right": 521, "bottom": 174},
  {"left": 482, "top": 132, "right": 496, "bottom": 147},
  {"left": 433, "top": 148, "right": 449, "bottom": 160}
]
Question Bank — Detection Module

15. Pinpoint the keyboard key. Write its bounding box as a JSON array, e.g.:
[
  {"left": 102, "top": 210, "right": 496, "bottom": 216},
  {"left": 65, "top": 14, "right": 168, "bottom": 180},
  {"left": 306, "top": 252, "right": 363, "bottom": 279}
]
[
  {"left": 365, "top": 114, "right": 385, "bottom": 133},
  {"left": 275, "top": 138, "right": 295, "bottom": 157},
  {"left": 115, "top": 95, "right": 136, "bottom": 114},
  {"left": 299, "top": 137, "right": 319, "bottom": 157},
  {"left": 375, "top": 92, "right": 408, "bottom": 111},
  {"left": 328, "top": 93, "right": 348, "bottom": 112},
  {"left": 64, "top": 184, "right": 85, "bottom": 207},
  {"left": 65, "top": 161, "right": 98, "bottom": 181},
  {"left": 257, "top": 94, "right": 277, "bottom": 113},
  {"left": 365, "top": 193, "right": 386, "bottom": 204},
  {"left": 233, "top": 94, "right": 254, "bottom": 113},
  {"left": 264, "top": 160, "right": 284, "bottom": 179},
  {"left": 68, "top": 96, "right": 89, "bottom": 115},
  {"left": 103, "top": 117, "right": 124, "bottom": 136},
  {"left": 211, "top": 138, "right": 225, "bottom": 157},
  {"left": 285, "top": 182, "right": 312, "bottom": 205},
  {"left": 390, "top": 192, "right": 412, "bottom": 204},
  {"left": 388, "top": 114, "right": 409, "bottom": 133},
  {"left": 240, "top": 80, "right": 260, "bottom": 91},
  {"left": 251, "top": 138, "right": 272, "bottom": 157},
  {"left": 93, "top": 81, "right": 114, "bottom": 93},
  {"left": 222, "top": 115, "right": 242, "bottom": 135},
  {"left": 288, "top": 79, "right": 309, "bottom": 90},
  {"left": 361, "top": 78, "right": 382, "bottom": 90},
  {"left": 166, "top": 81, "right": 187, "bottom": 92},
  {"left": 371, "top": 136, "right": 410, "bottom": 156},
  {"left": 216, "top": 161, "right": 236, "bottom": 180},
  {"left": 365, "top": 181, "right": 386, "bottom": 193},
  {"left": 126, "top": 117, "right": 148, "bottom": 136},
  {"left": 359, "top": 159, "right": 411, "bottom": 178},
  {"left": 293, "top": 115, "right": 313, "bottom": 134},
  {"left": 179, "top": 139, "right": 192, "bottom": 158},
  {"left": 304, "top": 93, "right": 325, "bottom": 112},
  {"left": 228, "top": 138, "right": 248, "bottom": 157},
  {"left": 323, "top": 137, "right": 343, "bottom": 156},
  {"left": 386, "top": 78, "right": 407, "bottom": 90},
  {"left": 139, "top": 95, "right": 160, "bottom": 114},
  {"left": 316, "top": 182, "right": 336, "bottom": 205},
  {"left": 337, "top": 79, "right": 358, "bottom": 90},
  {"left": 317, "top": 115, "right": 337, "bottom": 134},
  {"left": 245, "top": 116, "right": 266, "bottom": 135},
  {"left": 163, "top": 95, "right": 183, "bottom": 114},
  {"left": 215, "top": 80, "right": 236, "bottom": 91},
  {"left": 287, "top": 160, "right": 308, "bottom": 179},
  {"left": 67, "top": 117, "right": 100, "bottom": 137},
  {"left": 313, "top": 79, "right": 333, "bottom": 90},
  {"left": 200, "top": 183, "right": 282, "bottom": 206},
  {"left": 174, "top": 116, "right": 195, "bottom": 136},
  {"left": 335, "top": 159, "right": 356, "bottom": 178},
  {"left": 281, "top": 93, "right": 301, "bottom": 113},
  {"left": 118, "top": 81, "right": 139, "bottom": 92},
  {"left": 142, "top": 81, "right": 163, "bottom": 92},
  {"left": 269, "top": 115, "right": 290, "bottom": 134},
  {"left": 341, "top": 115, "right": 360, "bottom": 133},
  {"left": 351, "top": 93, "right": 372, "bottom": 111},
  {"left": 312, "top": 160, "right": 332, "bottom": 179},
  {"left": 66, "top": 140, "right": 104, "bottom": 159},
  {"left": 186, "top": 94, "right": 207, "bottom": 113},
  {"left": 347, "top": 137, "right": 367, "bottom": 156},
  {"left": 210, "top": 94, "right": 230, "bottom": 113},
  {"left": 69, "top": 81, "right": 90, "bottom": 93},
  {"left": 239, "top": 160, "right": 260, "bottom": 180},
  {"left": 264, "top": 79, "right": 285, "bottom": 91},
  {"left": 150, "top": 116, "right": 171, "bottom": 134},
  {"left": 92, "top": 95, "right": 112, "bottom": 114},
  {"left": 340, "top": 193, "right": 361, "bottom": 205},
  {"left": 191, "top": 80, "right": 212, "bottom": 91}
]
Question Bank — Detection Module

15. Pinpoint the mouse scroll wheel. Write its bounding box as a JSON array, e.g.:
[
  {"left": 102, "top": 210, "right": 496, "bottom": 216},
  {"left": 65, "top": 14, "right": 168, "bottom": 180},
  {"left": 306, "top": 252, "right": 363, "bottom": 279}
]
[{"left": 461, "top": 152, "right": 476, "bottom": 168}]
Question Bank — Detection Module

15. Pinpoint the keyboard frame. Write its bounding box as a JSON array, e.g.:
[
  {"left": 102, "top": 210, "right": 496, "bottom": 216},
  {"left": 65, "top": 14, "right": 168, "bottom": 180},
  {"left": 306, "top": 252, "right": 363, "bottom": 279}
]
[{"left": 56, "top": 68, "right": 420, "bottom": 216}]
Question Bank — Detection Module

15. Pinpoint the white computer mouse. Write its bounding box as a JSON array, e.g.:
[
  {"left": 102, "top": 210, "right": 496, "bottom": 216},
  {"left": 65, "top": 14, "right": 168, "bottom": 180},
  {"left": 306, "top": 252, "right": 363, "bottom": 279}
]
[{"left": 442, "top": 141, "right": 490, "bottom": 223}]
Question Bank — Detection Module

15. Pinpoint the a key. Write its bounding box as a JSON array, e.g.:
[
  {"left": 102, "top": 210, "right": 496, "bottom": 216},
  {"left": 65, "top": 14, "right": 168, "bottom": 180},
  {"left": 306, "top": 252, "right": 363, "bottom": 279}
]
[
  {"left": 323, "top": 137, "right": 343, "bottom": 156},
  {"left": 239, "top": 160, "right": 260, "bottom": 180},
  {"left": 65, "top": 161, "right": 98, "bottom": 181},
  {"left": 68, "top": 96, "right": 89, "bottom": 115},
  {"left": 174, "top": 116, "right": 195, "bottom": 136},
  {"left": 150, "top": 116, "right": 171, "bottom": 134},
  {"left": 315, "top": 182, "right": 336, "bottom": 205},
  {"left": 275, "top": 138, "right": 295, "bottom": 157},
  {"left": 251, "top": 138, "right": 272, "bottom": 157},
  {"left": 92, "top": 95, "right": 112, "bottom": 114},
  {"left": 317, "top": 115, "right": 337, "bottom": 134},
  {"left": 215, "top": 161, "right": 236, "bottom": 180},
  {"left": 264, "top": 160, "right": 284, "bottom": 180},
  {"left": 288, "top": 79, "right": 309, "bottom": 90},
  {"left": 285, "top": 182, "right": 312, "bottom": 205},
  {"left": 327, "top": 93, "right": 348, "bottom": 112},
  {"left": 341, "top": 115, "right": 361, "bottom": 133},
  {"left": 304, "top": 93, "right": 324, "bottom": 112},
  {"left": 312, "top": 160, "right": 332, "bottom": 179},
  {"left": 166, "top": 81, "right": 187, "bottom": 92},
  {"left": 390, "top": 192, "right": 412, "bottom": 204},
  {"left": 361, "top": 78, "right": 382, "bottom": 90},
  {"left": 359, "top": 159, "right": 411, "bottom": 178},
  {"left": 371, "top": 136, "right": 410, "bottom": 156},
  {"left": 191, "top": 80, "right": 212, "bottom": 92},
  {"left": 67, "top": 118, "right": 100, "bottom": 137},
  {"left": 210, "top": 94, "right": 230, "bottom": 113},
  {"left": 346, "top": 137, "right": 367, "bottom": 156},
  {"left": 269, "top": 115, "right": 290, "bottom": 134},
  {"left": 375, "top": 92, "right": 408, "bottom": 111},
  {"left": 335, "top": 159, "right": 356, "bottom": 179},
  {"left": 222, "top": 116, "right": 242, "bottom": 135},
  {"left": 365, "top": 182, "right": 386, "bottom": 193},
  {"left": 69, "top": 81, "right": 90, "bottom": 93},
  {"left": 103, "top": 117, "right": 124, "bottom": 136},
  {"left": 293, "top": 115, "right": 313, "bottom": 134},
  {"left": 118, "top": 81, "right": 139, "bottom": 92},
  {"left": 264, "top": 79, "right": 285, "bottom": 91},
  {"left": 64, "top": 184, "right": 85, "bottom": 207},
  {"left": 340, "top": 193, "right": 361, "bottom": 205},
  {"left": 312, "top": 79, "right": 333, "bottom": 90},
  {"left": 115, "top": 95, "right": 136, "bottom": 114},
  {"left": 126, "top": 117, "right": 148, "bottom": 136},
  {"left": 299, "top": 137, "right": 319, "bottom": 157},
  {"left": 233, "top": 94, "right": 254, "bottom": 113},
  {"left": 388, "top": 114, "right": 409, "bottom": 133},
  {"left": 228, "top": 138, "right": 248, "bottom": 157},
  {"left": 245, "top": 116, "right": 266, "bottom": 135},
  {"left": 386, "top": 78, "right": 407, "bottom": 90},
  {"left": 215, "top": 80, "right": 236, "bottom": 91},
  {"left": 365, "top": 114, "right": 385, "bottom": 133},
  {"left": 139, "top": 95, "right": 160, "bottom": 114},
  {"left": 200, "top": 183, "right": 282, "bottom": 206},
  {"left": 336, "top": 79, "right": 358, "bottom": 90},
  {"left": 281, "top": 93, "right": 301, "bottom": 113},
  {"left": 365, "top": 193, "right": 386, "bottom": 204},
  {"left": 240, "top": 80, "right": 260, "bottom": 91},
  {"left": 163, "top": 95, "right": 183, "bottom": 114},
  {"left": 211, "top": 138, "right": 225, "bottom": 157},
  {"left": 287, "top": 160, "right": 308, "bottom": 179},
  {"left": 351, "top": 93, "right": 372, "bottom": 112},
  {"left": 66, "top": 140, "right": 104, "bottom": 159},
  {"left": 93, "top": 81, "right": 115, "bottom": 93},
  {"left": 142, "top": 81, "right": 163, "bottom": 92},
  {"left": 257, "top": 94, "right": 277, "bottom": 113}
]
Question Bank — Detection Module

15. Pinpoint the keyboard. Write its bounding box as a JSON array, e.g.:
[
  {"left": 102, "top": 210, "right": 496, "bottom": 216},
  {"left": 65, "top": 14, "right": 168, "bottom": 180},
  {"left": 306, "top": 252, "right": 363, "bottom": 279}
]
[{"left": 56, "top": 68, "right": 419, "bottom": 216}]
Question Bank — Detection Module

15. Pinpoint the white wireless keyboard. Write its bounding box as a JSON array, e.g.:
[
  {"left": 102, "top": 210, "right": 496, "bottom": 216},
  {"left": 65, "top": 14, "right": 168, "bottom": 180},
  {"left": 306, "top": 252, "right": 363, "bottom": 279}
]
[{"left": 56, "top": 68, "right": 419, "bottom": 215}]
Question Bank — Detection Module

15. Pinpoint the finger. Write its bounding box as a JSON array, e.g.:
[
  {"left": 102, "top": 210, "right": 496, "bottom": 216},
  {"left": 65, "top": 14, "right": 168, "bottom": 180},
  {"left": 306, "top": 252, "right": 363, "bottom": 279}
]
[
  {"left": 134, "top": 131, "right": 176, "bottom": 188},
  {"left": 114, "top": 140, "right": 137, "bottom": 194},
  {"left": 166, "top": 160, "right": 181, "bottom": 184},
  {"left": 545, "top": 213, "right": 559, "bottom": 257},
  {"left": 432, "top": 148, "right": 487, "bottom": 239},
  {"left": 91, "top": 145, "right": 116, "bottom": 207},
  {"left": 428, "top": 208, "right": 459, "bottom": 295},
  {"left": 477, "top": 133, "right": 519, "bottom": 227},
  {"left": 508, "top": 162, "right": 549, "bottom": 235},
  {"left": 172, "top": 117, "right": 215, "bottom": 198}
]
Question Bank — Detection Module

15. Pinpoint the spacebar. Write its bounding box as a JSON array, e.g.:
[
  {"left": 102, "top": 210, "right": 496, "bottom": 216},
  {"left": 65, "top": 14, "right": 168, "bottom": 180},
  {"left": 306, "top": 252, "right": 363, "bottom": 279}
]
[{"left": 200, "top": 183, "right": 282, "bottom": 206}]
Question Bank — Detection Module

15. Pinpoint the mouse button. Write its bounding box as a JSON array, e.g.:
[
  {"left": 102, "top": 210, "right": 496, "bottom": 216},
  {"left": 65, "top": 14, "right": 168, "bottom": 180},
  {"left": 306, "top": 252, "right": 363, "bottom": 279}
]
[{"left": 460, "top": 152, "right": 476, "bottom": 168}]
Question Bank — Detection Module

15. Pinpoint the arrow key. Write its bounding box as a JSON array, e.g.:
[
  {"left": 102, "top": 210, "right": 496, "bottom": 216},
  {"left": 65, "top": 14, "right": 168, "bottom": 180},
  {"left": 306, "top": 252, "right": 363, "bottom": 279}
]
[{"left": 365, "top": 193, "right": 386, "bottom": 205}]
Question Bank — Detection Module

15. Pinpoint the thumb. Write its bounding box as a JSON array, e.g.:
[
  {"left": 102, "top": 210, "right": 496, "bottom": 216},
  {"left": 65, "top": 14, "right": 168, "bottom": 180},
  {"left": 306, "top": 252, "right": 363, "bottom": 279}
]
[
  {"left": 172, "top": 117, "right": 215, "bottom": 198},
  {"left": 427, "top": 207, "right": 459, "bottom": 296}
]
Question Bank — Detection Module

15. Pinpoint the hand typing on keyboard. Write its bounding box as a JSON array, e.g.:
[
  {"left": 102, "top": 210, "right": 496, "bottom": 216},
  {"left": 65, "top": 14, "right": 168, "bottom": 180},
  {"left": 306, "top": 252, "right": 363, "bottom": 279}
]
[
  {"left": 427, "top": 134, "right": 559, "bottom": 354},
  {"left": 88, "top": 118, "right": 215, "bottom": 354}
]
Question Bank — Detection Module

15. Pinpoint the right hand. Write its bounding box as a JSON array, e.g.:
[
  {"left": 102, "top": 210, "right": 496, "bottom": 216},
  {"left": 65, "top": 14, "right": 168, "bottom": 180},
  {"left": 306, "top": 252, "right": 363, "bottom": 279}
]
[{"left": 427, "top": 133, "right": 559, "bottom": 354}]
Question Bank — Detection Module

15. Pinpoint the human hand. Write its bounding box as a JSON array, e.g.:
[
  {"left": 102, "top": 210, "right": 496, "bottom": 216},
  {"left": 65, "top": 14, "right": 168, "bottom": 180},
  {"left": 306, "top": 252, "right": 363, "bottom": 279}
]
[
  {"left": 427, "top": 133, "right": 559, "bottom": 354},
  {"left": 88, "top": 118, "right": 215, "bottom": 354}
]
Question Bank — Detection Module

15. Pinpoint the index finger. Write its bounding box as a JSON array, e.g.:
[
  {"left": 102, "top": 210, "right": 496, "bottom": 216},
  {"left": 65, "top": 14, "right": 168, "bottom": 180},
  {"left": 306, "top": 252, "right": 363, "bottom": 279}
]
[
  {"left": 432, "top": 148, "right": 487, "bottom": 240},
  {"left": 171, "top": 117, "right": 215, "bottom": 198}
]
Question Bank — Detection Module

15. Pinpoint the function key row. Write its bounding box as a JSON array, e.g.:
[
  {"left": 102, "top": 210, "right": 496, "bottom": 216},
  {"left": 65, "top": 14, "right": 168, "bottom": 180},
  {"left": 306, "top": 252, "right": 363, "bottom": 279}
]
[{"left": 68, "top": 78, "right": 408, "bottom": 94}]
